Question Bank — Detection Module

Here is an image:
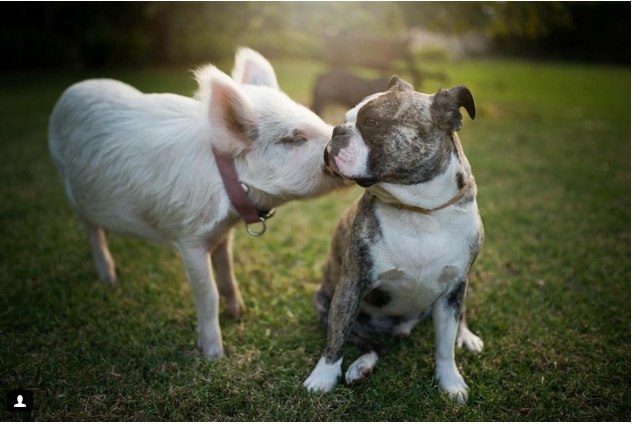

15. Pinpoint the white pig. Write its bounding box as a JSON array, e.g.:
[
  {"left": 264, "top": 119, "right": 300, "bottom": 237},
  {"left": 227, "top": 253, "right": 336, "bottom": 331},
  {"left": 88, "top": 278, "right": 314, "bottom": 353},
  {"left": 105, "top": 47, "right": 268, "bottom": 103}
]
[{"left": 48, "top": 48, "right": 343, "bottom": 359}]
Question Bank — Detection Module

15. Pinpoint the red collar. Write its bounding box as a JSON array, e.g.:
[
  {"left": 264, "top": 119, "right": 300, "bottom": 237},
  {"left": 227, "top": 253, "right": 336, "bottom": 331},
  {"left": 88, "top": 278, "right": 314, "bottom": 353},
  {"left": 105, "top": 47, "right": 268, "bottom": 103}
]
[{"left": 212, "top": 148, "right": 275, "bottom": 236}]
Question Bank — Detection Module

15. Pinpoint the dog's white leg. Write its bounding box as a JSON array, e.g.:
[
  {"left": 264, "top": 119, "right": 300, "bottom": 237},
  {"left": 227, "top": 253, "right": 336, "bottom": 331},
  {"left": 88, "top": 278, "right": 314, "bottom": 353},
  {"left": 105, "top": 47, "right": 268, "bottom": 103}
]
[
  {"left": 179, "top": 244, "right": 224, "bottom": 359},
  {"left": 345, "top": 351, "right": 379, "bottom": 385},
  {"left": 211, "top": 230, "right": 245, "bottom": 318},
  {"left": 83, "top": 221, "right": 116, "bottom": 284},
  {"left": 432, "top": 283, "right": 469, "bottom": 404},
  {"left": 305, "top": 275, "right": 366, "bottom": 393}
]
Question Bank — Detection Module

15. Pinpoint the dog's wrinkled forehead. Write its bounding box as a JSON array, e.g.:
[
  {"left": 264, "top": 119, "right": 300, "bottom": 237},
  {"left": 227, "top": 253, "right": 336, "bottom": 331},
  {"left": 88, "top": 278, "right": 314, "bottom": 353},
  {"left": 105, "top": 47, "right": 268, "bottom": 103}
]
[
  {"left": 340, "top": 89, "right": 451, "bottom": 186},
  {"left": 357, "top": 91, "right": 432, "bottom": 127},
  {"left": 344, "top": 92, "right": 384, "bottom": 123}
]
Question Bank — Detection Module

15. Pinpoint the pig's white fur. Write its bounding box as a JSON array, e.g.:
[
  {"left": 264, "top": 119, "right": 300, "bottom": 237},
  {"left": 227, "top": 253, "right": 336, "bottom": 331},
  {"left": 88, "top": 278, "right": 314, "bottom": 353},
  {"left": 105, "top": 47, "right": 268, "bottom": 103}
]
[{"left": 48, "top": 48, "right": 340, "bottom": 359}]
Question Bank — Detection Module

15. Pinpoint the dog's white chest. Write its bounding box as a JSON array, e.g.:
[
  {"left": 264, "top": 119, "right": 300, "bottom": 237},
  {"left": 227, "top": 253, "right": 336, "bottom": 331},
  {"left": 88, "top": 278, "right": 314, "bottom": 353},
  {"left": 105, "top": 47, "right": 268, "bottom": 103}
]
[
  {"left": 362, "top": 205, "right": 478, "bottom": 316},
  {"left": 363, "top": 268, "right": 447, "bottom": 316}
]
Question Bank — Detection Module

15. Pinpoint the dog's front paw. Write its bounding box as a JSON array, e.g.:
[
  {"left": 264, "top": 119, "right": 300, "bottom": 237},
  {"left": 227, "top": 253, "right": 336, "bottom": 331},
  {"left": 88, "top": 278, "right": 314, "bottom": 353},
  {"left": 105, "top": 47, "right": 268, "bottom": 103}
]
[
  {"left": 345, "top": 352, "right": 378, "bottom": 384},
  {"left": 197, "top": 339, "right": 225, "bottom": 360},
  {"left": 436, "top": 363, "right": 469, "bottom": 404},
  {"left": 456, "top": 327, "right": 484, "bottom": 353},
  {"left": 442, "top": 381, "right": 469, "bottom": 404},
  {"left": 303, "top": 357, "right": 342, "bottom": 393}
]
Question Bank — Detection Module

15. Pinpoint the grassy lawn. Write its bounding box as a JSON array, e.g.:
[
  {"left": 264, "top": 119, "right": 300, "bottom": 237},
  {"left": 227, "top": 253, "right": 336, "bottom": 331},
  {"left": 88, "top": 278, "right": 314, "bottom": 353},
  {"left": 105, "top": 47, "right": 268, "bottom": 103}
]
[{"left": 0, "top": 57, "right": 629, "bottom": 421}]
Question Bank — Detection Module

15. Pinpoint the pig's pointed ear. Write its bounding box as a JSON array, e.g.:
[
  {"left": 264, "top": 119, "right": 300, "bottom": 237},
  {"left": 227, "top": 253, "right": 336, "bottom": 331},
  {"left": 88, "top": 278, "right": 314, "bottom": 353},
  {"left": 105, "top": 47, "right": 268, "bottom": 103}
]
[
  {"left": 195, "top": 65, "right": 257, "bottom": 156},
  {"left": 431, "top": 85, "right": 476, "bottom": 132},
  {"left": 231, "top": 47, "right": 279, "bottom": 90},
  {"left": 387, "top": 75, "right": 414, "bottom": 92}
]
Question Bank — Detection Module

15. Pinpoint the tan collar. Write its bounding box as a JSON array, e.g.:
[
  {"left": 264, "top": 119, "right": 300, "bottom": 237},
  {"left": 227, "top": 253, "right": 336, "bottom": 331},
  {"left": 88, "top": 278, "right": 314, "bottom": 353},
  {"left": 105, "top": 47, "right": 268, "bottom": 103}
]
[{"left": 368, "top": 177, "right": 473, "bottom": 215}]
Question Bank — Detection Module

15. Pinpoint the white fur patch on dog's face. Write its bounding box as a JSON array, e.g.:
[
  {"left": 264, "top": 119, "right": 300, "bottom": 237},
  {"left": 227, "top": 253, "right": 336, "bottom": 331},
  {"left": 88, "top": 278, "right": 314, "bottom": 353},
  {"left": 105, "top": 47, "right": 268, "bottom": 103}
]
[
  {"left": 325, "top": 93, "right": 385, "bottom": 183},
  {"left": 328, "top": 127, "right": 370, "bottom": 181}
]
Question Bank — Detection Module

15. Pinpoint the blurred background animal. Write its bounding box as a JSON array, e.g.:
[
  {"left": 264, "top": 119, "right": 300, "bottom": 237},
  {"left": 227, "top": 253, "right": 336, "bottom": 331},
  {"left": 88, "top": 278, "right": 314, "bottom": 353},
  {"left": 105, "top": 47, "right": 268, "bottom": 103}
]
[{"left": 311, "top": 69, "right": 389, "bottom": 117}]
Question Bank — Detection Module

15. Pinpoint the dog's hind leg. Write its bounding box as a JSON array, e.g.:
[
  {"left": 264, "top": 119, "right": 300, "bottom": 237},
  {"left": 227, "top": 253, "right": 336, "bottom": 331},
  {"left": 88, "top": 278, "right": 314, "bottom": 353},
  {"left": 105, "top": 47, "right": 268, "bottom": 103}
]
[
  {"left": 345, "top": 350, "right": 379, "bottom": 385},
  {"left": 347, "top": 310, "right": 432, "bottom": 383},
  {"left": 345, "top": 314, "right": 384, "bottom": 385},
  {"left": 83, "top": 220, "right": 117, "bottom": 284},
  {"left": 456, "top": 308, "right": 484, "bottom": 352},
  {"left": 211, "top": 230, "right": 245, "bottom": 318},
  {"left": 454, "top": 277, "right": 484, "bottom": 352}
]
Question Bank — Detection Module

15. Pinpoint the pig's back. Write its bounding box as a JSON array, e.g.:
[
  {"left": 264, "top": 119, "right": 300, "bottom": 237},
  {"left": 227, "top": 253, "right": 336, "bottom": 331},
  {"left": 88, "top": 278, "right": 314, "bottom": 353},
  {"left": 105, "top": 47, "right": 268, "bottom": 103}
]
[
  {"left": 48, "top": 79, "right": 199, "bottom": 156},
  {"left": 47, "top": 79, "right": 216, "bottom": 242}
]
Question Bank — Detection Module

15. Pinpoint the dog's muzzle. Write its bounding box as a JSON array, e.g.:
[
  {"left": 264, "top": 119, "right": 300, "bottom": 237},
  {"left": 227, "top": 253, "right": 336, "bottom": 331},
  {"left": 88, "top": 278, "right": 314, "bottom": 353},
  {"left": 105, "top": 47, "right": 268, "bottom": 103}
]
[
  {"left": 323, "top": 125, "right": 352, "bottom": 172},
  {"left": 353, "top": 177, "right": 377, "bottom": 187},
  {"left": 324, "top": 125, "right": 377, "bottom": 187},
  {"left": 323, "top": 145, "right": 376, "bottom": 188},
  {"left": 323, "top": 146, "right": 331, "bottom": 168}
]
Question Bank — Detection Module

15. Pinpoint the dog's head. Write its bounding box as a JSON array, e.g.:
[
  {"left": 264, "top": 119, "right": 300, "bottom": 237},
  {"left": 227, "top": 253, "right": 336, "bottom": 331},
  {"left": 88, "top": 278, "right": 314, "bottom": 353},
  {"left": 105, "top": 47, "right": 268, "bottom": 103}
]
[{"left": 323, "top": 76, "right": 475, "bottom": 188}]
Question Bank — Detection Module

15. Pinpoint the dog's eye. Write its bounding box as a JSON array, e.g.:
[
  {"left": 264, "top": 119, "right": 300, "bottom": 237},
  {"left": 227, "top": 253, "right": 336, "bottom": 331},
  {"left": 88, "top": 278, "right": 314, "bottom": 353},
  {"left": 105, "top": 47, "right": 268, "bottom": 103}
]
[{"left": 364, "top": 118, "right": 378, "bottom": 127}]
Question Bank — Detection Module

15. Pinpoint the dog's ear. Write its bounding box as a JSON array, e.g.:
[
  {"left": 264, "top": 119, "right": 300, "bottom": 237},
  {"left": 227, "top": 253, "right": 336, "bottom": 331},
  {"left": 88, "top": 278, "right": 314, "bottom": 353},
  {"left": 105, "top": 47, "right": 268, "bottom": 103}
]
[
  {"left": 431, "top": 85, "right": 476, "bottom": 132},
  {"left": 195, "top": 65, "right": 257, "bottom": 156},
  {"left": 231, "top": 47, "right": 279, "bottom": 90},
  {"left": 387, "top": 75, "right": 414, "bottom": 92}
]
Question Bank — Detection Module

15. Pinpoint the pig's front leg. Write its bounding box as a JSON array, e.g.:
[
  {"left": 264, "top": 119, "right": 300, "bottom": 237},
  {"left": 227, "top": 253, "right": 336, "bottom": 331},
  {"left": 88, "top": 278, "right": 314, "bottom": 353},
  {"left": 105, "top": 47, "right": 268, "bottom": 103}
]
[
  {"left": 211, "top": 229, "right": 245, "bottom": 318},
  {"left": 179, "top": 244, "right": 224, "bottom": 359}
]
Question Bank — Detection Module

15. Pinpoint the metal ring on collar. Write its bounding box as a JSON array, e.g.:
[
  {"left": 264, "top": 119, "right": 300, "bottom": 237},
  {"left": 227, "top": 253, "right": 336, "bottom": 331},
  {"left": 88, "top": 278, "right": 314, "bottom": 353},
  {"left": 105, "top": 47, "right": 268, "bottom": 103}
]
[{"left": 245, "top": 217, "right": 267, "bottom": 237}]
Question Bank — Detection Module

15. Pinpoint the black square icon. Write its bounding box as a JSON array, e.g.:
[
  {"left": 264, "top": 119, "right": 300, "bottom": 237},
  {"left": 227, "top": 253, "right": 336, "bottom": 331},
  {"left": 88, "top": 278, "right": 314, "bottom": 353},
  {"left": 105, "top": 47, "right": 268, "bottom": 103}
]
[{"left": 6, "top": 388, "right": 33, "bottom": 412}]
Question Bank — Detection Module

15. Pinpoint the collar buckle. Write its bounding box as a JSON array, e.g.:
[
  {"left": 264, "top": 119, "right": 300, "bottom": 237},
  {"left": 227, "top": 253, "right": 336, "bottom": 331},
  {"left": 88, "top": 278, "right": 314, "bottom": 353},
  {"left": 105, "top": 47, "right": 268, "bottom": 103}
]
[{"left": 214, "top": 148, "right": 275, "bottom": 237}]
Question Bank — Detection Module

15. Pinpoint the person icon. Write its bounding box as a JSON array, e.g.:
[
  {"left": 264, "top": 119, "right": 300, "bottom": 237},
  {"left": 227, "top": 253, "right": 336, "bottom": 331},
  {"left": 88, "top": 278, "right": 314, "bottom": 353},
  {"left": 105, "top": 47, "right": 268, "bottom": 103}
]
[
  {"left": 14, "top": 395, "right": 26, "bottom": 408},
  {"left": 6, "top": 388, "right": 33, "bottom": 412}
]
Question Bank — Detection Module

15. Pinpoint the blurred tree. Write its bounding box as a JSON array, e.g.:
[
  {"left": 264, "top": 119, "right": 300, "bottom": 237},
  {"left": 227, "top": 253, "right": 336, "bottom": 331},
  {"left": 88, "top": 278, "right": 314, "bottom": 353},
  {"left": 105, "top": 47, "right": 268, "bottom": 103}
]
[
  {"left": 239, "top": 2, "right": 407, "bottom": 59},
  {"left": 399, "top": 1, "right": 629, "bottom": 64},
  {"left": 0, "top": 2, "right": 628, "bottom": 69},
  {"left": 399, "top": 2, "right": 493, "bottom": 34},
  {"left": 398, "top": 2, "right": 573, "bottom": 38},
  {"left": 485, "top": 2, "right": 573, "bottom": 38},
  {"left": 0, "top": 3, "right": 150, "bottom": 68},
  {"left": 144, "top": 2, "right": 261, "bottom": 65},
  {"left": 491, "top": 2, "right": 630, "bottom": 64}
]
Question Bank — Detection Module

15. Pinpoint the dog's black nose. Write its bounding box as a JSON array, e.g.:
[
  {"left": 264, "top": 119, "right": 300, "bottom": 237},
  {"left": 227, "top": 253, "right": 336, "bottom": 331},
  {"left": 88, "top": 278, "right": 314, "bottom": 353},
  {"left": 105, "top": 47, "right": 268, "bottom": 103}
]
[
  {"left": 332, "top": 125, "right": 348, "bottom": 138},
  {"left": 354, "top": 177, "right": 376, "bottom": 188},
  {"left": 323, "top": 147, "right": 330, "bottom": 166}
]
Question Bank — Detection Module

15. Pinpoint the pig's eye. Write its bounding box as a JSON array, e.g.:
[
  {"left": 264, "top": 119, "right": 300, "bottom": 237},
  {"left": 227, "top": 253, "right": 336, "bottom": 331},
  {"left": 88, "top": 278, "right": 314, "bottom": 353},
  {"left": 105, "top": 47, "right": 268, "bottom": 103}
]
[
  {"left": 278, "top": 129, "right": 308, "bottom": 145},
  {"left": 363, "top": 118, "right": 378, "bottom": 127}
]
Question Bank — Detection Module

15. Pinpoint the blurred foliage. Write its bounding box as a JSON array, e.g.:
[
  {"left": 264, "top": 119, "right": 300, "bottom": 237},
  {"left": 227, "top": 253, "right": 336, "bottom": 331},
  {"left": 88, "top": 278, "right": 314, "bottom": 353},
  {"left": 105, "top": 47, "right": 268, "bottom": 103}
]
[
  {"left": 399, "top": 2, "right": 572, "bottom": 37},
  {"left": 0, "top": 2, "right": 628, "bottom": 69},
  {"left": 485, "top": 2, "right": 573, "bottom": 38}
]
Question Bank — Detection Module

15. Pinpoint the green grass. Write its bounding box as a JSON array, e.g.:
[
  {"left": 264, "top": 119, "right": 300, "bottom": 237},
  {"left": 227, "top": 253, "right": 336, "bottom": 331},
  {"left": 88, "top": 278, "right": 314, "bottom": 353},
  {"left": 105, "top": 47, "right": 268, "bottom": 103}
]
[{"left": 0, "top": 58, "right": 629, "bottom": 421}]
